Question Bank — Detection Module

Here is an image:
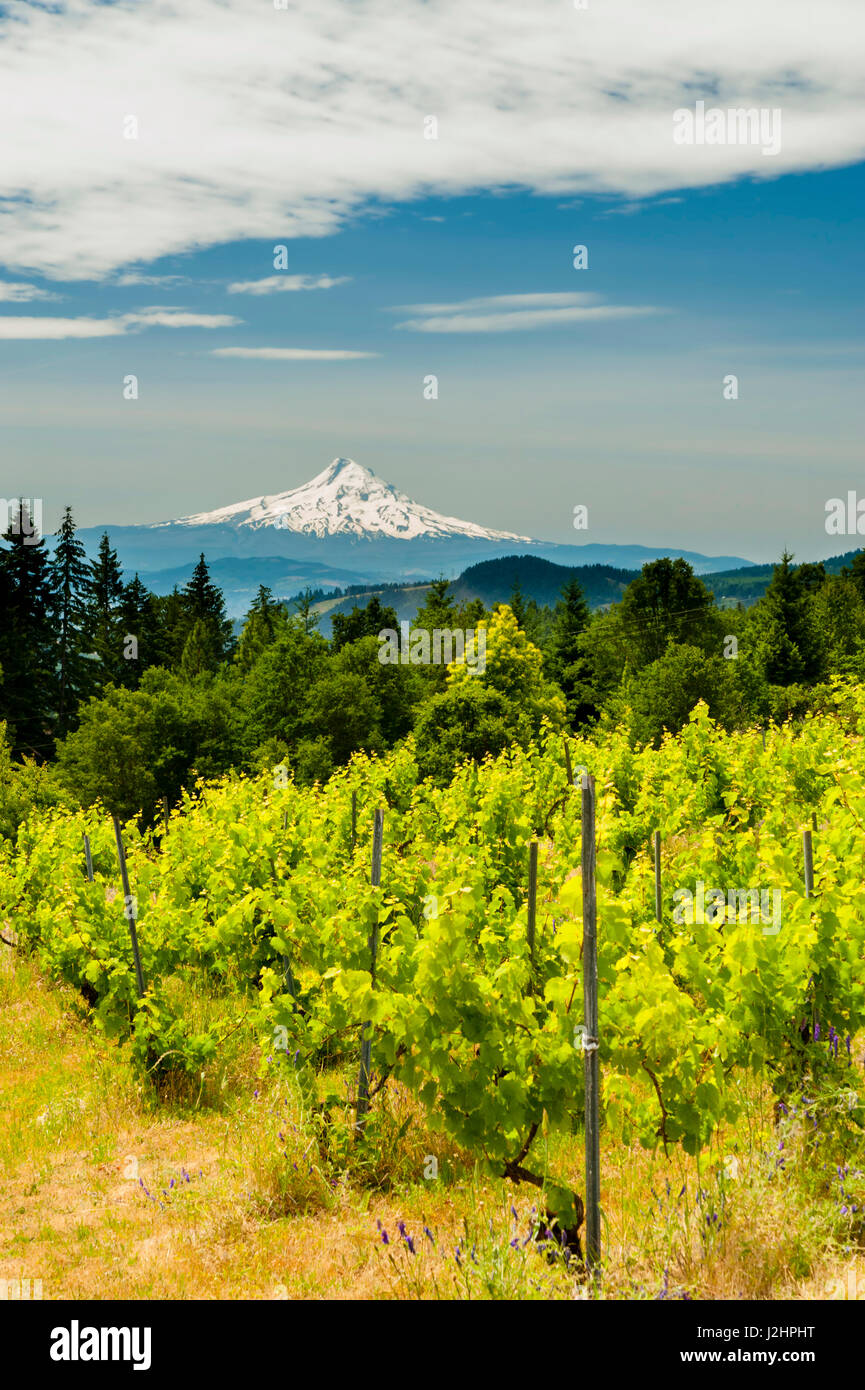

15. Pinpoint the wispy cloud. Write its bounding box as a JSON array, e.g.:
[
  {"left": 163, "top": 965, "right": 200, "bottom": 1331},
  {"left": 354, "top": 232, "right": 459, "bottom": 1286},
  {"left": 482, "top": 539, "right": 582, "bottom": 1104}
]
[
  {"left": 0, "top": 0, "right": 863, "bottom": 280},
  {"left": 0, "top": 282, "right": 57, "bottom": 303},
  {"left": 227, "top": 274, "right": 349, "bottom": 295},
  {"left": 393, "top": 292, "right": 664, "bottom": 334},
  {"left": 113, "top": 272, "right": 188, "bottom": 287},
  {"left": 0, "top": 308, "right": 239, "bottom": 339},
  {"left": 210, "top": 347, "right": 378, "bottom": 360}
]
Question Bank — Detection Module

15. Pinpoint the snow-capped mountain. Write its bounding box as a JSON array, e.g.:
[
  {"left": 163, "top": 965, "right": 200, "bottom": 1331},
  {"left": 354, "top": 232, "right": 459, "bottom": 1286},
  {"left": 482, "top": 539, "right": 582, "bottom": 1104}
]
[
  {"left": 170, "top": 458, "right": 531, "bottom": 544},
  {"left": 71, "top": 455, "right": 755, "bottom": 608}
]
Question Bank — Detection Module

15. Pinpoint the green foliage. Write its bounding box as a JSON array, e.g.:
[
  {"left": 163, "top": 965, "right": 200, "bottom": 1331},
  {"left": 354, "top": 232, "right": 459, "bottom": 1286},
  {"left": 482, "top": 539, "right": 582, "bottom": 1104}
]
[{"left": 7, "top": 694, "right": 865, "bottom": 1221}]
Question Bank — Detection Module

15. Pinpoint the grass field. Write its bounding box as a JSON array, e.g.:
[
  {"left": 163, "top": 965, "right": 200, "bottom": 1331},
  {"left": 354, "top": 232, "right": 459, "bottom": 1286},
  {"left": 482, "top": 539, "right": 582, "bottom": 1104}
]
[{"left": 3, "top": 945, "right": 862, "bottom": 1302}]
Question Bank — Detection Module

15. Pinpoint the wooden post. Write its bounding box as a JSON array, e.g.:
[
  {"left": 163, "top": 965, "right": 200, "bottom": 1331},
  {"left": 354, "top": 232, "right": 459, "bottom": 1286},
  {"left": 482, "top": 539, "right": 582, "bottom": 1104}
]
[
  {"left": 811, "top": 811, "right": 817, "bottom": 832},
  {"left": 355, "top": 809, "right": 384, "bottom": 1133},
  {"left": 653, "top": 830, "right": 662, "bottom": 924},
  {"left": 581, "top": 774, "right": 601, "bottom": 1273},
  {"left": 83, "top": 833, "right": 94, "bottom": 883},
  {"left": 564, "top": 739, "right": 574, "bottom": 788},
  {"left": 282, "top": 808, "right": 288, "bottom": 832},
  {"left": 527, "top": 840, "right": 538, "bottom": 993},
  {"left": 351, "top": 790, "right": 357, "bottom": 852},
  {"left": 162, "top": 796, "right": 169, "bottom": 836},
  {"left": 803, "top": 828, "right": 814, "bottom": 899},
  {"left": 111, "top": 814, "right": 145, "bottom": 998}
]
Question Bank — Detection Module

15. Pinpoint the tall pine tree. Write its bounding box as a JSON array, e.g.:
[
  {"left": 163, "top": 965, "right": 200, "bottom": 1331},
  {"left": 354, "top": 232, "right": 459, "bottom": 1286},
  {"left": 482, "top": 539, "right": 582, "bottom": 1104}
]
[
  {"left": 181, "top": 554, "right": 233, "bottom": 667},
  {"left": 118, "top": 574, "right": 159, "bottom": 688},
  {"left": 0, "top": 500, "right": 57, "bottom": 754},
  {"left": 48, "top": 506, "right": 92, "bottom": 734},
  {"left": 88, "top": 532, "right": 126, "bottom": 688},
  {"left": 546, "top": 578, "right": 597, "bottom": 727}
]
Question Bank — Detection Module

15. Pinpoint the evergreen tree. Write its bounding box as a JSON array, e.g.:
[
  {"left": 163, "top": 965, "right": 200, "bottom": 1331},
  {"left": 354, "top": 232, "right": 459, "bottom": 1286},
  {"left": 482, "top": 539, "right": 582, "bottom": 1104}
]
[
  {"left": 546, "top": 578, "right": 597, "bottom": 727},
  {"left": 235, "top": 586, "right": 290, "bottom": 673},
  {"left": 181, "top": 554, "right": 233, "bottom": 666},
  {"left": 88, "top": 531, "right": 126, "bottom": 687},
  {"left": 149, "top": 588, "right": 189, "bottom": 669},
  {"left": 756, "top": 551, "right": 823, "bottom": 686},
  {"left": 293, "top": 587, "right": 319, "bottom": 637},
  {"left": 509, "top": 577, "right": 527, "bottom": 630},
  {"left": 117, "top": 574, "right": 158, "bottom": 687},
  {"left": 180, "top": 617, "right": 223, "bottom": 678},
  {"left": 48, "top": 506, "right": 93, "bottom": 734},
  {"left": 331, "top": 595, "right": 398, "bottom": 651},
  {"left": 0, "top": 500, "right": 56, "bottom": 753}
]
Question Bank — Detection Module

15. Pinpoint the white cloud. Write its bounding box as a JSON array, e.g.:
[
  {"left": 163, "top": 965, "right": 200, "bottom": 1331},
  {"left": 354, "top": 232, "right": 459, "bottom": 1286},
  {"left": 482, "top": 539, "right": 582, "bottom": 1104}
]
[
  {"left": 113, "top": 272, "right": 187, "bottom": 287},
  {"left": 394, "top": 292, "right": 663, "bottom": 333},
  {"left": 210, "top": 347, "right": 378, "bottom": 359},
  {"left": 0, "top": 0, "right": 863, "bottom": 281},
  {"left": 0, "top": 282, "right": 57, "bottom": 303},
  {"left": 0, "top": 308, "right": 238, "bottom": 339},
  {"left": 227, "top": 274, "right": 349, "bottom": 295}
]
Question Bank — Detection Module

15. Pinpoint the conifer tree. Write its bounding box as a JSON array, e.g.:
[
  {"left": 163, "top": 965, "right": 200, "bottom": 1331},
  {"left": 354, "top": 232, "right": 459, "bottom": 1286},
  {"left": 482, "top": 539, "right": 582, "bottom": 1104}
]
[
  {"left": 117, "top": 574, "right": 158, "bottom": 687},
  {"left": 756, "top": 551, "right": 823, "bottom": 685},
  {"left": 89, "top": 531, "right": 126, "bottom": 687},
  {"left": 181, "top": 554, "right": 233, "bottom": 666},
  {"left": 546, "top": 577, "right": 597, "bottom": 727},
  {"left": 48, "top": 506, "right": 92, "bottom": 733},
  {"left": 0, "top": 500, "right": 56, "bottom": 753},
  {"left": 235, "top": 585, "right": 289, "bottom": 673}
]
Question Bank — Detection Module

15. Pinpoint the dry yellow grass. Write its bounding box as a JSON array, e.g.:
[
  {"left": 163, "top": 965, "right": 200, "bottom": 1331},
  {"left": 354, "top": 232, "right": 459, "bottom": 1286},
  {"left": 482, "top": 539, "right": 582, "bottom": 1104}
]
[{"left": 1, "top": 949, "right": 862, "bottom": 1300}]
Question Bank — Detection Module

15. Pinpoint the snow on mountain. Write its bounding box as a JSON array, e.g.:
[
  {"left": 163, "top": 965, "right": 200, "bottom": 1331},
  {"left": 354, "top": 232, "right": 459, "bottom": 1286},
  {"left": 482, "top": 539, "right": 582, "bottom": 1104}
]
[{"left": 169, "top": 458, "right": 531, "bottom": 543}]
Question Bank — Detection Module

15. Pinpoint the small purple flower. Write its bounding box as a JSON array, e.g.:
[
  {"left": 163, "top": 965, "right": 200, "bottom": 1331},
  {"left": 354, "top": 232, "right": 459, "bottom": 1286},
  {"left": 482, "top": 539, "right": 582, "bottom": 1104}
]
[
  {"left": 381, "top": 1229, "right": 390, "bottom": 1245},
  {"left": 253, "top": 1089, "right": 259, "bottom": 1099},
  {"left": 423, "top": 1226, "right": 435, "bottom": 1245},
  {"left": 278, "top": 1132, "right": 285, "bottom": 1142},
  {"left": 814, "top": 1023, "right": 821, "bottom": 1041},
  {"left": 510, "top": 1238, "right": 520, "bottom": 1249},
  {"left": 510, "top": 1206, "right": 519, "bottom": 1223}
]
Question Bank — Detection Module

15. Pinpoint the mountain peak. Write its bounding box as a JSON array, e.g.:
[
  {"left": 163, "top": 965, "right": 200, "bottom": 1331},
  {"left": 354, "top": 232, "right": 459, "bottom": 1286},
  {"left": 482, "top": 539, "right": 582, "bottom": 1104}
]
[{"left": 172, "top": 458, "right": 531, "bottom": 543}]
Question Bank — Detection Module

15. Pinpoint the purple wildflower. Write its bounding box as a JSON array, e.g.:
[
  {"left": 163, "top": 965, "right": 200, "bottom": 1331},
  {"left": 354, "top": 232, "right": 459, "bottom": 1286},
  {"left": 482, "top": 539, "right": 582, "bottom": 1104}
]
[
  {"left": 381, "top": 1229, "right": 390, "bottom": 1245},
  {"left": 423, "top": 1227, "right": 435, "bottom": 1245}
]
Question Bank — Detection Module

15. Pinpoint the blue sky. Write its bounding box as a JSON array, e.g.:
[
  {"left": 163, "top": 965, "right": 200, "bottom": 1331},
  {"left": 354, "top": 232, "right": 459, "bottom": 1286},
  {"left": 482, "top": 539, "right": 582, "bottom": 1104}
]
[{"left": 1, "top": 0, "right": 864, "bottom": 565}]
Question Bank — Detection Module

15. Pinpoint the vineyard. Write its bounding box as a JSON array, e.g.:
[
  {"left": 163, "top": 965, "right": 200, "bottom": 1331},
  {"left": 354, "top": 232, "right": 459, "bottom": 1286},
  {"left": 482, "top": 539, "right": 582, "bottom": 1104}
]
[{"left": 3, "top": 684, "right": 865, "bottom": 1296}]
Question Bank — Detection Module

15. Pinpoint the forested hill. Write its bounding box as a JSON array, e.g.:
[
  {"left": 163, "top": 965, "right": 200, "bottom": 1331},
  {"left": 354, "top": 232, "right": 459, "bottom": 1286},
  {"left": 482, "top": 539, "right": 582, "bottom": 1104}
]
[{"left": 451, "top": 555, "right": 639, "bottom": 609}]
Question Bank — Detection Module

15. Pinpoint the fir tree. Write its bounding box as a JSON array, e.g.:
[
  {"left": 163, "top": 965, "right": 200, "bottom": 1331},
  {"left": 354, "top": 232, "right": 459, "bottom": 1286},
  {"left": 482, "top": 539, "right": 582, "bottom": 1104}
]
[
  {"left": 117, "top": 574, "right": 158, "bottom": 687},
  {"left": 48, "top": 506, "right": 93, "bottom": 733},
  {"left": 89, "top": 531, "right": 126, "bottom": 687},
  {"left": 235, "top": 585, "right": 289, "bottom": 673},
  {"left": 509, "top": 577, "right": 527, "bottom": 629},
  {"left": 0, "top": 500, "right": 56, "bottom": 753},
  {"left": 757, "top": 551, "right": 823, "bottom": 685},
  {"left": 182, "top": 554, "right": 233, "bottom": 666},
  {"left": 547, "top": 578, "right": 597, "bottom": 727}
]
